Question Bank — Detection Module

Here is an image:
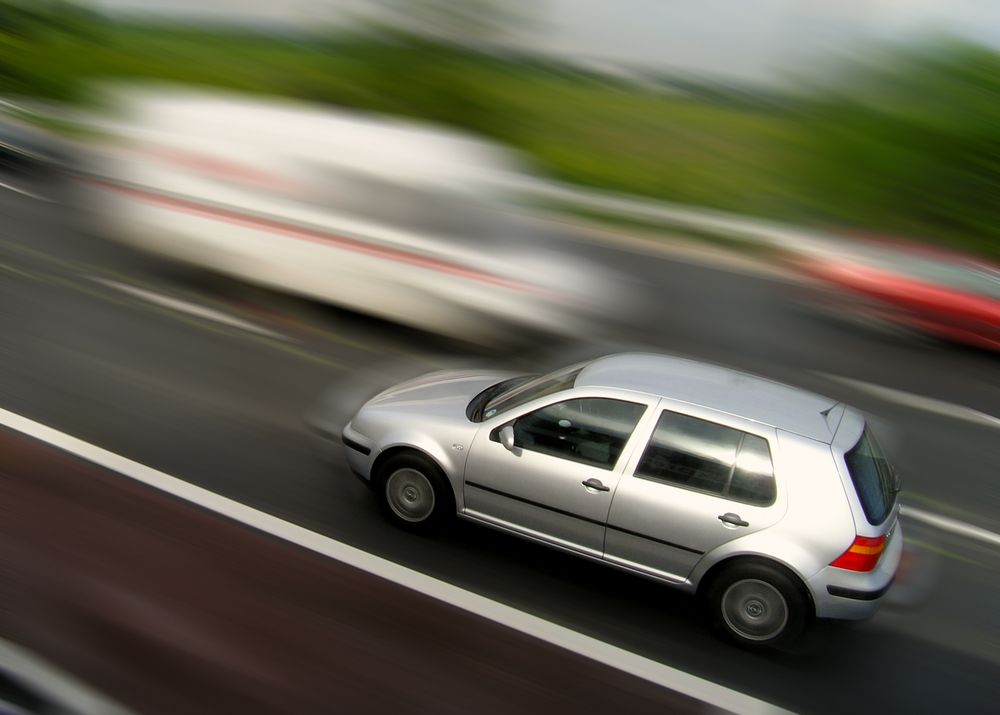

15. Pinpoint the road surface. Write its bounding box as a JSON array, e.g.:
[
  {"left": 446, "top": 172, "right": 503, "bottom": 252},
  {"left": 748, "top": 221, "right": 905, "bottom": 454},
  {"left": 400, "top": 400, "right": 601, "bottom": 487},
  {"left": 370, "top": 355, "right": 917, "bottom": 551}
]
[{"left": 0, "top": 171, "right": 997, "bottom": 713}]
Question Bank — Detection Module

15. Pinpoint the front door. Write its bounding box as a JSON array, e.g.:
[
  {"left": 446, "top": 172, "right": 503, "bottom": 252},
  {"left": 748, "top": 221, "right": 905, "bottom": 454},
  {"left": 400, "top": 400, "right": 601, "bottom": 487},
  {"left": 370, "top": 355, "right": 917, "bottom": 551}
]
[{"left": 464, "top": 396, "right": 648, "bottom": 556}]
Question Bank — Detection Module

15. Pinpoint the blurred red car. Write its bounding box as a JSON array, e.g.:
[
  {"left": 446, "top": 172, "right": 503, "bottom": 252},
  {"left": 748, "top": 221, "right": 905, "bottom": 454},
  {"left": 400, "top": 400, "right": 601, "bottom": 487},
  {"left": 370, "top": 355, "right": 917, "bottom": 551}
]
[{"left": 795, "top": 241, "right": 1000, "bottom": 351}]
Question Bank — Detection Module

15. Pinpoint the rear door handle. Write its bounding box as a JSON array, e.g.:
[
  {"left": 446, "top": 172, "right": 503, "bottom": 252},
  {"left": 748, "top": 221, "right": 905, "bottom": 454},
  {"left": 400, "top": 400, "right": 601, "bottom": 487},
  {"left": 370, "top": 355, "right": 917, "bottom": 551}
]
[
  {"left": 719, "top": 512, "right": 749, "bottom": 527},
  {"left": 582, "top": 478, "right": 610, "bottom": 492}
]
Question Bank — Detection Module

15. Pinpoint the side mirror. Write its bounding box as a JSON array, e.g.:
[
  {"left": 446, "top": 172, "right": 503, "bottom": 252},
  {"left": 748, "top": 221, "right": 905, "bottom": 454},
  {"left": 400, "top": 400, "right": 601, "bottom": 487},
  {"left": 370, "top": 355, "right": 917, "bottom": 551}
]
[{"left": 499, "top": 425, "right": 516, "bottom": 452}]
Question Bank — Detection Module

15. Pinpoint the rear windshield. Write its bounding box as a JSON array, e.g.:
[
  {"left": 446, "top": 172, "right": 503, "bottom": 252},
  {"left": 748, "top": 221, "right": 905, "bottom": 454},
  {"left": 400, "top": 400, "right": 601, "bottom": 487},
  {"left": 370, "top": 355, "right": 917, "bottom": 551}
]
[{"left": 844, "top": 426, "right": 899, "bottom": 525}]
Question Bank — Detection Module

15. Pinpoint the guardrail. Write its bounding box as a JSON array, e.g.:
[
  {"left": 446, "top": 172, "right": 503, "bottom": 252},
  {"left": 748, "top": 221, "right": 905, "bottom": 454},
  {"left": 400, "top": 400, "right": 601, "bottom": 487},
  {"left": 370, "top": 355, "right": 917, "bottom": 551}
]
[{"left": 504, "top": 176, "right": 838, "bottom": 256}]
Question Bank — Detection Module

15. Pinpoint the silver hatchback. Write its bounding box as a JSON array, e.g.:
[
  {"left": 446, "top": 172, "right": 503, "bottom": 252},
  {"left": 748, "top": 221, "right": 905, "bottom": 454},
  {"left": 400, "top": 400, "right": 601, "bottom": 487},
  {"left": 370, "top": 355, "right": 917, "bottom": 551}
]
[{"left": 341, "top": 353, "right": 903, "bottom": 648}]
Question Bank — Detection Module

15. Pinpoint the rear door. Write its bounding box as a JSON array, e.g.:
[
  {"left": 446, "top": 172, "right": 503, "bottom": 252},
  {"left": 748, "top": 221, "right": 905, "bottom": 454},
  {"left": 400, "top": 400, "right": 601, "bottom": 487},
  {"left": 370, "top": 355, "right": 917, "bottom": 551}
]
[{"left": 605, "top": 402, "right": 786, "bottom": 582}]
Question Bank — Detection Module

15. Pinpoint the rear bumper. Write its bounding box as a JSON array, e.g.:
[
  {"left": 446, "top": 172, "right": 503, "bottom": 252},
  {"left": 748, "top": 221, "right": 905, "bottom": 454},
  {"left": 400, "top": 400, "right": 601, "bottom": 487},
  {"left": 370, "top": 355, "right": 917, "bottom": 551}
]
[
  {"left": 826, "top": 580, "right": 894, "bottom": 601},
  {"left": 808, "top": 522, "right": 903, "bottom": 620}
]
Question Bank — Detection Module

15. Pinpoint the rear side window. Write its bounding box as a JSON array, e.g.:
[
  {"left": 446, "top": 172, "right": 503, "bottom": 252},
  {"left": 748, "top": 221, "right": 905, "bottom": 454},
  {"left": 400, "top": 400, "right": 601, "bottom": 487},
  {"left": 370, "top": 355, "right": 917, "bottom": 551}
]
[
  {"left": 636, "top": 411, "right": 776, "bottom": 506},
  {"left": 844, "top": 426, "right": 897, "bottom": 525},
  {"left": 728, "top": 434, "right": 777, "bottom": 506}
]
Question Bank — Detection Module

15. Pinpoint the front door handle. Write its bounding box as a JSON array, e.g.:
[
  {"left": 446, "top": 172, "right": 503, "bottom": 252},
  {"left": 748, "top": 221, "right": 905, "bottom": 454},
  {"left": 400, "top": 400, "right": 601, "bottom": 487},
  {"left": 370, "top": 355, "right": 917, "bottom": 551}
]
[
  {"left": 719, "top": 512, "right": 749, "bottom": 527},
  {"left": 582, "top": 478, "right": 610, "bottom": 492}
]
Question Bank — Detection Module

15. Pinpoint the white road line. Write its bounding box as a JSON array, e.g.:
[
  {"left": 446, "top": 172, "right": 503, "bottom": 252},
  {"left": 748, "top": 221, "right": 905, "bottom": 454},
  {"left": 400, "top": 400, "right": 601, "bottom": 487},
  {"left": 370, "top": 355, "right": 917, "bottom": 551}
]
[
  {"left": 901, "top": 506, "right": 1000, "bottom": 549},
  {"left": 0, "top": 407, "right": 790, "bottom": 715},
  {"left": 92, "top": 277, "right": 291, "bottom": 342},
  {"left": 0, "top": 637, "right": 135, "bottom": 715},
  {"left": 818, "top": 373, "right": 1000, "bottom": 431},
  {"left": 0, "top": 179, "right": 52, "bottom": 202}
]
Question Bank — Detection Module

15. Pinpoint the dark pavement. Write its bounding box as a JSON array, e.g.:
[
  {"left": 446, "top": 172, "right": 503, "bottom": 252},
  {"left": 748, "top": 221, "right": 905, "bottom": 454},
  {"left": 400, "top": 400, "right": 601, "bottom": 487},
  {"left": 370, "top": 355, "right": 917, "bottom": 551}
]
[{"left": 1, "top": 427, "right": 714, "bottom": 715}]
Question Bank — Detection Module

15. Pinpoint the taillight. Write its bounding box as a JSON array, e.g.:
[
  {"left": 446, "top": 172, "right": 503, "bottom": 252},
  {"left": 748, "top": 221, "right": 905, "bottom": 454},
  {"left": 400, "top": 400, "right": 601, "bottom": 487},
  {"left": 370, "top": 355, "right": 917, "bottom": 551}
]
[{"left": 830, "top": 534, "right": 887, "bottom": 572}]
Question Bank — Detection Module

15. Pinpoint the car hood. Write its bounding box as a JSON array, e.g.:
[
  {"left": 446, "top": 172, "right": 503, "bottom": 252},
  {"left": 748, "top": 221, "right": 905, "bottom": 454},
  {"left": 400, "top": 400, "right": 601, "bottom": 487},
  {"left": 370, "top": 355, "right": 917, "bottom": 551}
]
[{"left": 365, "top": 369, "right": 520, "bottom": 412}]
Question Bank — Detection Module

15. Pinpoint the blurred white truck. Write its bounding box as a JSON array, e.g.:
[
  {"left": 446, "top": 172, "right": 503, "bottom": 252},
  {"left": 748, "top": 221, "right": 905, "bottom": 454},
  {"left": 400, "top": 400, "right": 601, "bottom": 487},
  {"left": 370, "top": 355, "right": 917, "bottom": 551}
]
[{"left": 72, "top": 86, "right": 622, "bottom": 342}]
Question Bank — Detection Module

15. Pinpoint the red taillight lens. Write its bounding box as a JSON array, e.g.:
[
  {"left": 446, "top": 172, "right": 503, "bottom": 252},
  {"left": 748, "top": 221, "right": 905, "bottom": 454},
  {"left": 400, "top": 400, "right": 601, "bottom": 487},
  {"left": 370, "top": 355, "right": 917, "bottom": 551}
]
[{"left": 830, "top": 534, "right": 887, "bottom": 572}]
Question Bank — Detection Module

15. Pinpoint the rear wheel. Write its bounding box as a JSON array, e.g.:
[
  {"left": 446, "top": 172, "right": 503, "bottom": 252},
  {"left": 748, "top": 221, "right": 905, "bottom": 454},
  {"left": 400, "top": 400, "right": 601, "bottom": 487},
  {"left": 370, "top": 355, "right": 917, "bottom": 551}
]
[
  {"left": 706, "top": 562, "right": 809, "bottom": 649},
  {"left": 376, "top": 453, "right": 453, "bottom": 534}
]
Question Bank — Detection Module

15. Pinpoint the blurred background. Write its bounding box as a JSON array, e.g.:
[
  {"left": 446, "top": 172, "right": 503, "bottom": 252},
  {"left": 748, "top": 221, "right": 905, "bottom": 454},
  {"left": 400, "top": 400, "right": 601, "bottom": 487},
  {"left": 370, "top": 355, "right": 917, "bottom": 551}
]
[{"left": 0, "top": 1, "right": 998, "bottom": 713}]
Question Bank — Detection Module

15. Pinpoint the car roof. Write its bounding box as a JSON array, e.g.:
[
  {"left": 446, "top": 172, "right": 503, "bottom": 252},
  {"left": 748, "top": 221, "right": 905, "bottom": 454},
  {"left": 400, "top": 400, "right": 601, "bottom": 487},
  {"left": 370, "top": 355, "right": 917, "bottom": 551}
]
[{"left": 576, "top": 353, "right": 842, "bottom": 442}]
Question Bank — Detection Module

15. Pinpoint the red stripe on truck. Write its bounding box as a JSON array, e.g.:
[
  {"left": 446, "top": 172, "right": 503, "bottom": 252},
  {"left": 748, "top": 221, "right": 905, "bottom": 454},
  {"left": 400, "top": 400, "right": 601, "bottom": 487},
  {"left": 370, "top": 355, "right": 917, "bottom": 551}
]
[{"left": 84, "top": 177, "right": 550, "bottom": 297}]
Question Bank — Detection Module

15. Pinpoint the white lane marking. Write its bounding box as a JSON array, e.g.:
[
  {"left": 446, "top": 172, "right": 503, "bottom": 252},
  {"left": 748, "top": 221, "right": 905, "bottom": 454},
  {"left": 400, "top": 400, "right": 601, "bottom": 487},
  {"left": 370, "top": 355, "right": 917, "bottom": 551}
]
[
  {"left": 0, "top": 407, "right": 790, "bottom": 715},
  {"left": 902, "top": 506, "right": 1000, "bottom": 549},
  {"left": 92, "top": 278, "right": 291, "bottom": 342},
  {"left": 819, "top": 373, "right": 1000, "bottom": 431},
  {"left": 0, "top": 179, "right": 52, "bottom": 202},
  {"left": 0, "top": 637, "right": 135, "bottom": 715}
]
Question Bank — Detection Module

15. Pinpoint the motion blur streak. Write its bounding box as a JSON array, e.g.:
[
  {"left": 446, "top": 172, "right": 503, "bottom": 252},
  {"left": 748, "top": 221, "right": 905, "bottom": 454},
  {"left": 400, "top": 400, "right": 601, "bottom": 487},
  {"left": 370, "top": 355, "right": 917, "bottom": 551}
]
[
  {"left": 81, "top": 176, "right": 551, "bottom": 298},
  {"left": 92, "top": 276, "right": 291, "bottom": 340},
  {"left": 1, "top": 1, "right": 999, "bottom": 713},
  {"left": 901, "top": 507, "right": 1000, "bottom": 550}
]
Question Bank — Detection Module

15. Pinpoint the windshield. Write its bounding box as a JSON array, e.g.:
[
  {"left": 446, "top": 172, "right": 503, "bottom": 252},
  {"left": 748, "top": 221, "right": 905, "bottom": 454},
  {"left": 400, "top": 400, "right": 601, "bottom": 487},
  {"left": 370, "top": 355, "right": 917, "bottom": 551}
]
[
  {"left": 480, "top": 362, "right": 586, "bottom": 420},
  {"left": 844, "top": 426, "right": 900, "bottom": 525}
]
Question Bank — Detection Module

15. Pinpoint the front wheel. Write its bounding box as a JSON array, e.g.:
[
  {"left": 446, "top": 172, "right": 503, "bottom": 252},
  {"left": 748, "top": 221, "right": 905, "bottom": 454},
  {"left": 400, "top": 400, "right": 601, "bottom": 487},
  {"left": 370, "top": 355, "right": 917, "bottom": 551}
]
[
  {"left": 706, "top": 562, "right": 809, "bottom": 649},
  {"left": 376, "top": 453, "right": 453, "bottom": 534}
]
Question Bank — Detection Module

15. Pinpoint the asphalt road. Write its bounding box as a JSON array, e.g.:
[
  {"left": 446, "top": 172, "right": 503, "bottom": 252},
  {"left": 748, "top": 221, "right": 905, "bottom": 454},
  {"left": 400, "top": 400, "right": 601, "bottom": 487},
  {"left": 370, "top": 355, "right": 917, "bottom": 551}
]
[
  {"left": 1, "top": 171, "right": 998, "bottom": 714},
  {"left": 2, "top": 427, "right": 718, "bottom": 715}
]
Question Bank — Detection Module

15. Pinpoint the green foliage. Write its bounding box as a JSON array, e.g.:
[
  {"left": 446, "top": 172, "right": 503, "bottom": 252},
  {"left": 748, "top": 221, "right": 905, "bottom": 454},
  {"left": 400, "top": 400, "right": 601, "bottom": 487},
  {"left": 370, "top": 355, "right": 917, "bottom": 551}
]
[
  {"left": 0, "top": 0, "right": 106, "bottom": 99},
  {"left": 372, "top": 0, "right": 531, "bottom": 45},
  {"left": 793, "top": 42, "right": 1000, "bottom": 256},
  {"left": 289, "top": 32, "right": 513, "bottom": 136},
  {"left": 0, "top": 2, "right": 996, "bottom": 258}
]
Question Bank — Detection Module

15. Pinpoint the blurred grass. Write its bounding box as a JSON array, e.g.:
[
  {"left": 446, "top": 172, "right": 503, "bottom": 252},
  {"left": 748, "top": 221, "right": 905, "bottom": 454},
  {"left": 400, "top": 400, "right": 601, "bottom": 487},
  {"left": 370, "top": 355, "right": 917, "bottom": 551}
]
[
  {"left": 0, "top": 21, "right": 810, "bottom": 218},
  {"left": 1, "top": 2, "right": 998, "bottom": 259}
]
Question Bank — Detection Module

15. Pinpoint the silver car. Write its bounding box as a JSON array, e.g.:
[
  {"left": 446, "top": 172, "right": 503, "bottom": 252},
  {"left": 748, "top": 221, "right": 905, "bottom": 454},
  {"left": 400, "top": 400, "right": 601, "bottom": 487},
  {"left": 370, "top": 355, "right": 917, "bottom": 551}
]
[{"left": 341, "top": 353, "right": 903, "bottom": 647}]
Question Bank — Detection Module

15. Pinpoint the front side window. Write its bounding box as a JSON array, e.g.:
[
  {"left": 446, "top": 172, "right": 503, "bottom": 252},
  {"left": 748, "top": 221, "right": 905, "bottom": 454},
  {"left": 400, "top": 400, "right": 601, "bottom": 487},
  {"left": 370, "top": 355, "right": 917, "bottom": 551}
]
[
  {"left": 511, "top": 398, "right": 646, "bottom": 469},
  {"left": 844, "top": 426, "right": 898, "bottom": 525},
  {"left": 635, "top": 411, "right": 776, "bottom": 506}
]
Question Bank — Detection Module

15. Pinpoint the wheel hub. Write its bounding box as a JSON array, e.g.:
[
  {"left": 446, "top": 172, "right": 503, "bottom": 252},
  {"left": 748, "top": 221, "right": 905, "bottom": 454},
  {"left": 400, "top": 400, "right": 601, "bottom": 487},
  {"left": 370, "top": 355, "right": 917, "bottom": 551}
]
[
  {"left": 385, "top": 468, "right": 436, "bottom": 523},
  {"left": 721, "top": 578, "right": 789, "bottom": 642},
  {"left": 745, "top": 600, "right": 765, "bottom": 618}
]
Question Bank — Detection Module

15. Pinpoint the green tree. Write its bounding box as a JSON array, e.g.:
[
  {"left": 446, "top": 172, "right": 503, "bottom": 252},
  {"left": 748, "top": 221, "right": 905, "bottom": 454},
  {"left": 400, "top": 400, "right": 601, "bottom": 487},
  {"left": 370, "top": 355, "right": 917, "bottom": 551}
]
[
  {"left": 0, "top": 0, "right": 104, "bottom": 98},
  {"left": 371, "top": 0, "right": 532, "bottom": 47},
  {"left": 794, "top": 41, "right": 1000, "bottom": 257},
  {"left": 296, "top": 0, "right": 539, "bottom": 135}
]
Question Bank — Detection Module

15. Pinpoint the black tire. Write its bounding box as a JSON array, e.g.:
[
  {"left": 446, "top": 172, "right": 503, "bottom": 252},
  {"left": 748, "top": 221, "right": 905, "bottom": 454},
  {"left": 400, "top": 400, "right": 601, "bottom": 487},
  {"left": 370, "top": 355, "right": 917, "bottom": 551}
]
[
  {"left": 375, "top": 452, "right": 454, "bottom": 534},
  {"left": 705, "top": 561, "right": 809, "bottom": 649}
]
